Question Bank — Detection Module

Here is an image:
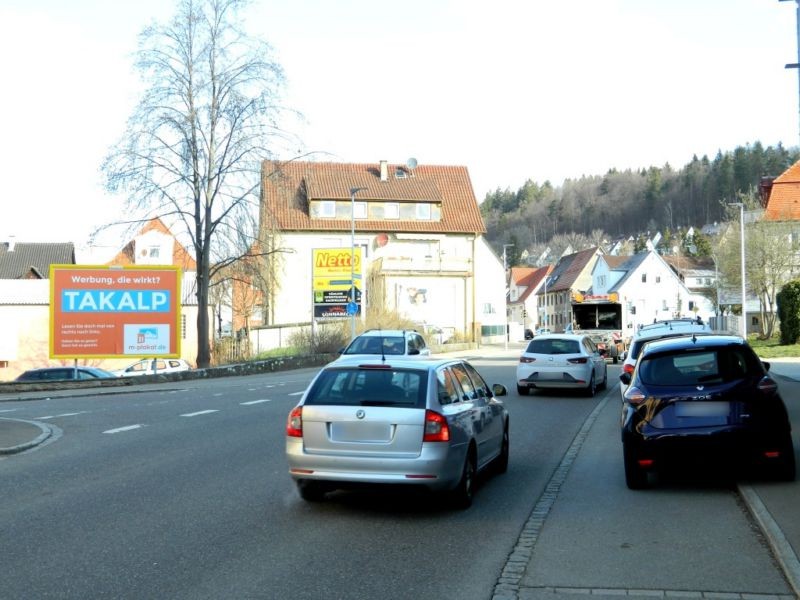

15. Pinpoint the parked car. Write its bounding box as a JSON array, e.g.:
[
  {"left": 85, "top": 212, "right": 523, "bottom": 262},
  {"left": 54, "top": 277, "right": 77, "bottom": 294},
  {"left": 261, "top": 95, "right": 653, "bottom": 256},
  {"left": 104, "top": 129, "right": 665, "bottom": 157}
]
[
  {"left": 113, "top": 358, "right": 192, "bottom": 377},
  {"left": 516, "top": 333, "right": 608, "bottom": 397},
  {"left": 619, "top": 333, "right": 795, "bottom": 489},
  {"left": 619, "top": 317, "right": 712, "bottom": 399},
  {"left": 285, "top": 355, "right": 509, "bottom": 507},
  {"left": 15, "top": 366, "right": 117, "bottom": 382},
  {"left": 335, "top": 329, "right": 432, "bottom": 361}
]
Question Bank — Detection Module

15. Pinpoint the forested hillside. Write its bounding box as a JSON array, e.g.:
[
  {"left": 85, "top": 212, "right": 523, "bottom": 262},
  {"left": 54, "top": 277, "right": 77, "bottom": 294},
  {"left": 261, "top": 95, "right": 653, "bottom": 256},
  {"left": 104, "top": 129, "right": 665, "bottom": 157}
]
[{"left": 481, "top": 142, "right": 799, "bottom": 265}]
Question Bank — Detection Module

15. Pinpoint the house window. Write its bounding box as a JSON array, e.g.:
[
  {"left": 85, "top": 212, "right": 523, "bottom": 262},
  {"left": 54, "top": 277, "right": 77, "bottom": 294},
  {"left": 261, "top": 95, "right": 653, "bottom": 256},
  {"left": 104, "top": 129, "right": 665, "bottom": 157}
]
[
  {"left": 149, "top": 246, "right": 160, "bottom": 258},
  {"left": 318, "top": 201, "right": 335, "bottom": 218},
  {"left": 483, "top": 303, "right": 495, "bottom": 314},
  {"left": 641, "top": 273, "right": 647, "bottom": 283},
  {"left": 661, "top": 300, "right": 668, "bottom": 311},
  {"left": 385, "top": 203, "right": 399, "bottom": 219},
  {"left": 696, "top": 278, "right": 704, "bottom": 286},
  {"left": 416, "top": 203, "right": 432, "bottom": 220},
  {"left": 353, "top": 201, "right": 367, "bottom": 219},
  {"left": 655, "top": 275, "right": 660, "bottom": 283}
]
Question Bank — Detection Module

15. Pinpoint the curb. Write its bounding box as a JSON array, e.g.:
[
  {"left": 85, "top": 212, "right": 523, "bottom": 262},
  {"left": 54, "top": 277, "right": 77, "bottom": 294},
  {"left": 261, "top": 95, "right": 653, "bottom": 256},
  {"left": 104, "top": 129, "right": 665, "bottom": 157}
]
[{"left": 0, "top": 418, "right": 53, "bottom": 455}]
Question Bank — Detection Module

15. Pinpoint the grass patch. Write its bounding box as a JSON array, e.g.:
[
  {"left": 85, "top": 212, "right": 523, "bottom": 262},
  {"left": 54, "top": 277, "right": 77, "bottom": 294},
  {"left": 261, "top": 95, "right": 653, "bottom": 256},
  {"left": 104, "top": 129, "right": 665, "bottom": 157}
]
[{"left": 747, "top": 334, "right": 800, "bottom": 359}]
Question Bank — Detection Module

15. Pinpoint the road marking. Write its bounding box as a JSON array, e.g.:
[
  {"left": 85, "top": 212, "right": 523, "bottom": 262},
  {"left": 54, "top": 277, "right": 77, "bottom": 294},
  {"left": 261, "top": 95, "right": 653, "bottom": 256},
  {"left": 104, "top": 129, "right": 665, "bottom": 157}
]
[
  {"left": 213, "top": 393, "right": 224, "bottom": 397},
  {"left": 241, "top": 399, "right": 271, "bottom": 405},
  {"left": 0, "top": 409, "right": 18, "bottom": 413},
  {"left": 180, "top": 410, "right": 219, "bottom": 417},
  {"left": 37, "top": 412, "right": 86, "bottom": 420},
  {"left": 289, "top": 391, "right": 304, "bottom": 396},
  {"left": 104, "top": 425, "right": 143, "bottom": 434}
]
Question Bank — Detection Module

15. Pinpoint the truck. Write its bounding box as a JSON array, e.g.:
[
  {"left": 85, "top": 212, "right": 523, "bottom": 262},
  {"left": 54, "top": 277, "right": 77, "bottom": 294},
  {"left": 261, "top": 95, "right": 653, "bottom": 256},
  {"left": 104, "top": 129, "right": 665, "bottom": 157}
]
[{"left": 571, "top": 296, "right": 625, "bottom": 363}]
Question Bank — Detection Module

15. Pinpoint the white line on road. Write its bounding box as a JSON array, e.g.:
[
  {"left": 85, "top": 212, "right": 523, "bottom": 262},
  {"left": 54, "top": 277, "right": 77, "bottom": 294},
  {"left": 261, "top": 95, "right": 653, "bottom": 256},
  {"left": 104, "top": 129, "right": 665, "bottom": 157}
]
[
  {"left": 0, "top": 409, "right": 18, "bottom": 413},
  {"left": 289, "top": 391, "right": 304, "bottom": 396},
  {"left": 180, "top": 410, "right": 219, "bottom": 417},
  {"left": 37, "top": 412, "right": 86, "bottom": 420},
  {"left": 104, "top": 425, "right": 143, "bottom": 434},
  {"left": 241, "top": 399, "right": 271, "bottom": 405}
]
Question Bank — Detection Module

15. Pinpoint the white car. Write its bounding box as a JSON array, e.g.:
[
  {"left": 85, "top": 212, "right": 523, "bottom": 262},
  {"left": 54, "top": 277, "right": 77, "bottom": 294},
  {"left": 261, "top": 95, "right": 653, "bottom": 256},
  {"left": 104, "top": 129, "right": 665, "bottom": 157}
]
[
  {"left": 619, "top": 317, "right": 712, "bottom": 399},
  {"left": 114, "top": 358, "right": 192, "bottom": 377},
  {"left": 334, "top": 329, "right": 432, "bottom": 361},
  {"left": 516, "top": 333, "right": 608, "bottom": 397}
]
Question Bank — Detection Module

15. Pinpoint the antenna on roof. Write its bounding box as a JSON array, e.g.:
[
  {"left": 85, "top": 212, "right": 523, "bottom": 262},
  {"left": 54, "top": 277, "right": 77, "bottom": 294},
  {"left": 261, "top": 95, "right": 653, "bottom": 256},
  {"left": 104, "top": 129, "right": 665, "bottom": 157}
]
[{"left": 406, "top": 157, "right": 417, "bottom": 176}]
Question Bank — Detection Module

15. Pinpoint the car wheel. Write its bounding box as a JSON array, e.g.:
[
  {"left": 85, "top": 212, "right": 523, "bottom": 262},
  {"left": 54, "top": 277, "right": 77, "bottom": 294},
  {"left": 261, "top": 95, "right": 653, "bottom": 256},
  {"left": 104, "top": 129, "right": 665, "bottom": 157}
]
[
  {"left": 612, "top": 356, "right": 619, "bottom": 364},
  {"left": 623, "top": 442, "right": 649, "bottom": 490},
  {"left": 297, "top": 480, "right": 326, "bottom": 502},
  {"left": 585, "top": 373, "right": 596, "bottom": 397},
  {"left": 492, "top": 424, "right": 510, "bottom": 475},
  {"left": 517, "top": 384, "right": 529, "bottom": 396},
  {"left": 451, "top": 452, "right": 476, "bottom": 509},
  {"left": 771, "top": 433, "right": 796, "bottom": 482},
  {"left": 599, "top": 366, "right": 608, "bottom": 390}
]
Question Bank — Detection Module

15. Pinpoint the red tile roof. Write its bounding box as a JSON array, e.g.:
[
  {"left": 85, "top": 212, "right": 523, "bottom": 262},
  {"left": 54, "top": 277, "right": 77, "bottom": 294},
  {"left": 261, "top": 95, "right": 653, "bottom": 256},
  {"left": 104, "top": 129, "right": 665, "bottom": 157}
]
[
  {"left": 107, "top": 218, "right": 197, "bottom": 271},
  {"left": 261, "top": 160, "right": 486, "bottom": 234},
  {"left": 765, "top": 159, "right": 800, "bottom": 221}
]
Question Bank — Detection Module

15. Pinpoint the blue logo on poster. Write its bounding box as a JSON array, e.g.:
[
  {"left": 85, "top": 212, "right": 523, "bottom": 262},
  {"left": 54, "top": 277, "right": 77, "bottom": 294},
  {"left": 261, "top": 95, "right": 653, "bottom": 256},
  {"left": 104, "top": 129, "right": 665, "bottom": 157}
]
[{"left": 346, "top": 302, "right": 358, "bottom": 315}]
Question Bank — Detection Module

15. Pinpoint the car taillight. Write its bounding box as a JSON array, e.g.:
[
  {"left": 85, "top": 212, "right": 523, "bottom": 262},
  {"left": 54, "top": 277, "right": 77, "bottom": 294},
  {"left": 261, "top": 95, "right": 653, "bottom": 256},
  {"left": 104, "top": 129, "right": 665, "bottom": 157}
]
[
  {"left": 286, "top": 406, "right": 303, "bottom": 437},
  {"left": 519, "top": 356, "right": 536, "bottom": 364},
  {"left": 623, "top": 386, "right": 646, "bottom": 405},
  {"left": 568, "top": 357, "right": 588, "bottom": 364},
  {"left": 423, "top": 410, "right": 450, "bottom": 442},
  {"left": 623, "top": 363, "right": 635, "bottom": 375},
  {"left": 757, "top": 377, "right": 778, "bottom": 393}
]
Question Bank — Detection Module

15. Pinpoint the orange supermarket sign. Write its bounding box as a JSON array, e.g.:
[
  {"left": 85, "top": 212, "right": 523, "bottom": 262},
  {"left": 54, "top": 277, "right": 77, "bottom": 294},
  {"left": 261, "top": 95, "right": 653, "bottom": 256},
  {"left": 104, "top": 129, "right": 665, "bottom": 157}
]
[{"left": 49, "top": 265, "right": 181, "bottom": 359}]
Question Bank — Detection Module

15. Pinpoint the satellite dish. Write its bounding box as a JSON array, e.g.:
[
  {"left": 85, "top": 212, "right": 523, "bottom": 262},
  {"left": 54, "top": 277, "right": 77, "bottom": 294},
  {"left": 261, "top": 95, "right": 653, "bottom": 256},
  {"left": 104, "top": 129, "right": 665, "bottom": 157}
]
[{"left": 406, "top": 157, "right": 418, "bottom": 171}]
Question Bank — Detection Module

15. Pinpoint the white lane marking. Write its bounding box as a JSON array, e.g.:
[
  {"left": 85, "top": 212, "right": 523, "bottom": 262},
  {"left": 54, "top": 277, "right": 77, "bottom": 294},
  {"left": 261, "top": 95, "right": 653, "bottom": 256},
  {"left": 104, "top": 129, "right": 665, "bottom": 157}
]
[
  {"left": 0, "top": 409, "right": 18, "bottom": 413},
  {"left": 180, "top": 410, "right": 219, "bottom": 417},
  {"left": 289, "top": 391, "right": 304, "bottom": 396},
  {"left": 247, "top": 388, "right": 258, "bottom": 391},
  {"left": 241, "top": 399, "right": 271, "bottom": 405},
  {"left": 37, "top": 412, "right": 86, "bottom": 420},
  {"left": 213, "top": 393, "right": 224, "bottom": 397},
  {"left": 104, "top": 425, "right": 143, "bottom": 434}
]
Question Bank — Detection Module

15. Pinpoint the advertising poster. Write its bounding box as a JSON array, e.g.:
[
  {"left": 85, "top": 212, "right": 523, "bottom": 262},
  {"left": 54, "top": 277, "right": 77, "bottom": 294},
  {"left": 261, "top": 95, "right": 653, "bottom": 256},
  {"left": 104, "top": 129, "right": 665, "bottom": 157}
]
[
  {"left": 312, "top": 247, "right": 362, "bottom": 319},
  {"left": 50, "top": 265, "right": 181, "bottom": 359}
]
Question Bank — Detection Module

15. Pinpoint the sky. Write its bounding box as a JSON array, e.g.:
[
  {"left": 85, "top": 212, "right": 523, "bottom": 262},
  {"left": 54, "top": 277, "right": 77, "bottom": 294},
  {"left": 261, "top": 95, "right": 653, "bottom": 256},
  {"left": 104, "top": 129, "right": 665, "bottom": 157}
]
[{"left": 1, "top": 0, "right": 799, "bottom": 251}]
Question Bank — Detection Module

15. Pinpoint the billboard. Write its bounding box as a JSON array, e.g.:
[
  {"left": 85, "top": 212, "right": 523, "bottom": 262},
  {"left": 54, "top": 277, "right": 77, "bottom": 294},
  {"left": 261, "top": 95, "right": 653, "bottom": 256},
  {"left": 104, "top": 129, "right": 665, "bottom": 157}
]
[
  {"left": 312, "top": 247, "right": 362, "bottom": 319},
  {"left": 50, "top": 265, "right": 181, "bottom": 359}
]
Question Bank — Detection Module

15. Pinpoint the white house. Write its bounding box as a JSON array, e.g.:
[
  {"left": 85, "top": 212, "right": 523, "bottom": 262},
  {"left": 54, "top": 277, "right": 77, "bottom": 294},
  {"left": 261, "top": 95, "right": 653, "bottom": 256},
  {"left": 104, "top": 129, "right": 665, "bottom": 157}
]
[{"left": 259, "top": 159, "right": 507, "bottom": 343}]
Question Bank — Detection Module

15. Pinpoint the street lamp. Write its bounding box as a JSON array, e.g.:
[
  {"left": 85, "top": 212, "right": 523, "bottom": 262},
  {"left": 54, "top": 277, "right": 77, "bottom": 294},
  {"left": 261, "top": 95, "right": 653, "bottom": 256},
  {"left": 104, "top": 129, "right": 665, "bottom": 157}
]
[
  {"left": 349, "top": 186, "right": 367, "bottom": 341},
  {"left": 502, "top": 243, "right": 514, "bottom": 349},
  {"left": 730, "top": 202, "right": 746, "bottom": 338}
]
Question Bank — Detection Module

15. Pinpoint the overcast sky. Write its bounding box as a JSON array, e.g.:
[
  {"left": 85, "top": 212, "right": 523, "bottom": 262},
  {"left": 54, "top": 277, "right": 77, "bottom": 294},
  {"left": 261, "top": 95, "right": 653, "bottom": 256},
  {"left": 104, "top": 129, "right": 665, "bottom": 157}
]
[{"left": 2, "top": 0, "right": 798, "bottom": 249}]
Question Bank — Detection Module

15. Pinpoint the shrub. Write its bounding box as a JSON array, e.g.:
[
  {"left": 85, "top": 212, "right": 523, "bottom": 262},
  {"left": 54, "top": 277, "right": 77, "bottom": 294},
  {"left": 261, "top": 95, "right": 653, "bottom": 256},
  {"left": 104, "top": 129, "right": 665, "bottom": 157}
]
[{"left": 776, "top": 279, "right": 800, "bottom": 345}]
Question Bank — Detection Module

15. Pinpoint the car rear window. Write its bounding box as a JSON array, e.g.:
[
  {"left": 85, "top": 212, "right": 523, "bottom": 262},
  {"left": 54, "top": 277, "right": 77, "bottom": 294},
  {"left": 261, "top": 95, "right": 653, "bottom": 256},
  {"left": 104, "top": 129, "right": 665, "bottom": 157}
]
[
  {"left": 305, "top": 367, "right": 427, "bottom": 407},
  {"left": 639, "top": 347, "right": 763, "bottom": 386},
  {"left": 527, "top": 338, "right": 581, "bottom": 355},
  {"left": 344, "top": 336, "right": 406, "bottom": 356}
]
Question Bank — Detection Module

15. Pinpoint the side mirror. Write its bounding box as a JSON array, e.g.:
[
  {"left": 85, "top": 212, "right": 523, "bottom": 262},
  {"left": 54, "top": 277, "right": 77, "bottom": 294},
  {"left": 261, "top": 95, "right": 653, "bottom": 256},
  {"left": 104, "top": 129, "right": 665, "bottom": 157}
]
[
  {"left": 619, "top": 372, "right": 632, "bottom": 385},
  {"left": 492, "top": 383, "right": 508, "bottom": 397},
  {"left": 762, "top": 360, "right": 771, "bottom": 372}
]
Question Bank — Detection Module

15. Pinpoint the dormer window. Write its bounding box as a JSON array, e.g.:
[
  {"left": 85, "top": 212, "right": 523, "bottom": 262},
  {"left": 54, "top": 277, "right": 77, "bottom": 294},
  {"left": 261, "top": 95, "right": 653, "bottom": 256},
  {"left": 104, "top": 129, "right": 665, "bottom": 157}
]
[
  {"left": 319, "top": 201, "right": 335, "bottom": 218},
  {"left": 416, "top": 203, "right": 432, "bottom": 220},
  {"left": 353, "top": 201, "right": 367, "bottom": 219}
]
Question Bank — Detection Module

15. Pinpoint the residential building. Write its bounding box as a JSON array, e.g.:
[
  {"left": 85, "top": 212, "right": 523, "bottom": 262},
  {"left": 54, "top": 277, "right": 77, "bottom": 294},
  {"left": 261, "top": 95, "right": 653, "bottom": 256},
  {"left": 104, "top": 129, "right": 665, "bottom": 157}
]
[
  {"left": 507, "top": 265, "right": 551, "bottom": 339},
  {"left": 259, "top": 159, "right": 506, "bottom": 342},
  {"left": 537, "top": 247, "right": 603, "bottom": 333}
]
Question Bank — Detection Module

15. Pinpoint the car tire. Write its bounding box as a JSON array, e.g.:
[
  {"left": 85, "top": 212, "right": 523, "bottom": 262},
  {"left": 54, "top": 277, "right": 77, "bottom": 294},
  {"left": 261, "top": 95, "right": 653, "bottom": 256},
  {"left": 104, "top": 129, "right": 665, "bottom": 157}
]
[
  {"left": 451, "top": 452, "right": 476, "bottom": 509},
  {"left": 492, "top": 423, "right": 510, "bottom": 475},
  {"left": 517, "top": 384, "right": 529, "bottom": 396},
  {"left": 297, "top": 480, "right": 326, "bottom": 502},
  {"left": 623, "top": 442, "right": 649, "bottom": 490},
  {"left": 599, "top": 366, "right": 608, "bottom": 390},
  {"left": 585, "top": 373, "right": 596, "bottom": 397},
  {"left": 771, "top": 433, "right": 796, "bottom": 482}
]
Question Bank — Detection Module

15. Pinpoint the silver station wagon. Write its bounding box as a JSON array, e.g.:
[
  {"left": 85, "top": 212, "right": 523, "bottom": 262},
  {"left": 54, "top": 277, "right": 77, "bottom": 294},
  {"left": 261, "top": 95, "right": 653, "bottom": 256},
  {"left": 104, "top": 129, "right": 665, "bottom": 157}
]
[{"left": 286, "top": 356, "right": 509, "bottom": 508}]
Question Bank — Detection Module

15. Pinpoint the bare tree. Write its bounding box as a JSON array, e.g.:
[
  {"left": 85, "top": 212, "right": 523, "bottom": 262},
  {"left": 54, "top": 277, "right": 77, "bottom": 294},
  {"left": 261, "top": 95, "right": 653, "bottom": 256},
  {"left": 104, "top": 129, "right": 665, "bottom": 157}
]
[{"left": 102, "top": 0, "right": 293, "bottom": 367}]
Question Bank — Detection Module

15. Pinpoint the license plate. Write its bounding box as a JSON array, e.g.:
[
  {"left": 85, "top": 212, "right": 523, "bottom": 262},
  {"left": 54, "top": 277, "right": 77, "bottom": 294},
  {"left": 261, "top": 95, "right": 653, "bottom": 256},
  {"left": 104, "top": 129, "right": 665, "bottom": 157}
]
[
  {"left": 674, "top": 401, "right": 729, "bottom": 417},
  {"left": 330, "top": 422, "right": 392, "bottom": 442}
]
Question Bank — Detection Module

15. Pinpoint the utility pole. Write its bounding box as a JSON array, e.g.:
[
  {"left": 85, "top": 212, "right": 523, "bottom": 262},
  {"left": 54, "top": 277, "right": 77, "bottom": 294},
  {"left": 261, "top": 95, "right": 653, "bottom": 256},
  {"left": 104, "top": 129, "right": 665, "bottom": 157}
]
[
  {"left": 780, "top": 0, "right": 800, "bottom": 144},
  {"left": 502, "top": 244, "right": 514, "bottom": 349}
]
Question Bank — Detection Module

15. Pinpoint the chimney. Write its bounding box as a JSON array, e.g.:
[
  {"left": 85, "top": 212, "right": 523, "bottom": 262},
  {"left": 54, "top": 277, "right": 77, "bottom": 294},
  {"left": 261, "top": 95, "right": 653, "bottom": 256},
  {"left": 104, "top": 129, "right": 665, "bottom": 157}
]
[{"left": 379, "top": 160, "right": 388, "bottom": 182}]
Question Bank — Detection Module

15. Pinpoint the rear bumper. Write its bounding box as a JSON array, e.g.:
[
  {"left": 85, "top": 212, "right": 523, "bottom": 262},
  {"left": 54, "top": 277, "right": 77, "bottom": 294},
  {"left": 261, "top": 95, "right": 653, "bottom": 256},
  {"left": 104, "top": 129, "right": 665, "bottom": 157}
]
[{"left": 285, "top": 438, "right": 465, "bottom": 491}]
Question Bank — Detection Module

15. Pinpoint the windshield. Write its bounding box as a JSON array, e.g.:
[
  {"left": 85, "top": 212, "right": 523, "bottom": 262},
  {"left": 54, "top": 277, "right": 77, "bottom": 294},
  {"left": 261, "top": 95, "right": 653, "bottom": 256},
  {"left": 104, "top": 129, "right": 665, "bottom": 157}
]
[{"left": 639, "top": 347, "right": 763, "bottom": 386}]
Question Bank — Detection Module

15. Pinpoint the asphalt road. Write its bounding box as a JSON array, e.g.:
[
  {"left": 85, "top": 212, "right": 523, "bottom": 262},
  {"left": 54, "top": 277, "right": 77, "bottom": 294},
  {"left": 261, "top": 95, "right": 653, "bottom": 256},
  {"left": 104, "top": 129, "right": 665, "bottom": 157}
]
[{"left": 0, "top": 356, "right": 797, "bottom": 600}]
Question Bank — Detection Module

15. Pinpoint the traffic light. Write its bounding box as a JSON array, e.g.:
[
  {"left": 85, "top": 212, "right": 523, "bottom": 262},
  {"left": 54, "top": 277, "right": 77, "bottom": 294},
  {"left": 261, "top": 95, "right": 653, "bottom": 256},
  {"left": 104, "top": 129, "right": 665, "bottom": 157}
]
[{"left": 522, "top": 308, "right": 527, "bottom": 318}]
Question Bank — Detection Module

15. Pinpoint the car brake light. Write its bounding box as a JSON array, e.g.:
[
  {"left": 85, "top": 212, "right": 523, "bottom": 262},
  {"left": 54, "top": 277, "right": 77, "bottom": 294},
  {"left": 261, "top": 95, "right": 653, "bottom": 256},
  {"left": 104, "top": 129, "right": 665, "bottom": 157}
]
[
  {"left": 757, "top": 377, "right": 778, "bottom": 393},
  {"left": 568, "top": 357, "right": 588, "bottom": 364},
  {"left": 286, "top": 406, "right": 303, "bottom": 437},
  {"left": 423, "top": 410, "right": 450, "bottom": 442},
  {"left": 519, "top": 356, "right": 536, "bottom": 364},
  {"left": 622, "top": 363, "right": 635, "bottom": 375},
  {"left": 624, "top": 386, "right": 646, "bottom": 405}
]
